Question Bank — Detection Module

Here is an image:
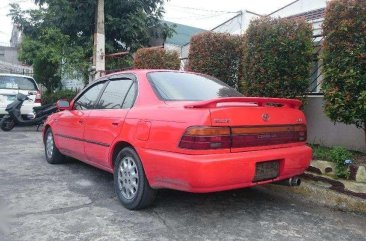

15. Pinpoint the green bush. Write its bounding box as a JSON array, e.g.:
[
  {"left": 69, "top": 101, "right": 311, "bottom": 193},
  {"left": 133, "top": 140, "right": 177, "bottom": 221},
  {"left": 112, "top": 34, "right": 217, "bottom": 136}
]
[
  {"left": 322, "top": 0, "right": 366, "bottom": 138},
  {"left": 311, "top": 144, "right": 333, "bottom": 160},
  {"left": 241, "top": 17, "right": 313, "bottom": 100},
  {"left": 42, "top": 89, "right": 79, "bottom": 105},
  {"left": 329, "top": 146, "right": 353, "bottom": 179},
  {"left": 134, "top": 48, "right": 180, "bottom": 70},
  {"left": 188, "top": 32, "right": 242, "bottom": 88}
]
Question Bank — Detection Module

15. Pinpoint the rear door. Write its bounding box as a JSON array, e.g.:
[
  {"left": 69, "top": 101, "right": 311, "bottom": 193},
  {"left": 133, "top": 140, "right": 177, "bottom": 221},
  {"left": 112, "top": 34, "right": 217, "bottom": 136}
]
[
  {"left": 53, "top": 80, "right": 106, "bottom": 161},
  {"left": 84, "top": 75, "right": 137, "bottom": 168}
]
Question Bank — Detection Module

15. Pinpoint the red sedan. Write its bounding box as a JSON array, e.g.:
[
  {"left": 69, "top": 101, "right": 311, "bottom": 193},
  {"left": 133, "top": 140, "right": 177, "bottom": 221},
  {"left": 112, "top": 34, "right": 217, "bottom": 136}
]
[{"left": 43, "top": 70, "right": 312, "bottom": 210}]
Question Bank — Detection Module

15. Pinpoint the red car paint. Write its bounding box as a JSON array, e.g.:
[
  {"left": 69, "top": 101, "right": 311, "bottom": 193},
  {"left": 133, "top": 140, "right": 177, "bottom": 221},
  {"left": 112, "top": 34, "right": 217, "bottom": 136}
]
[{"left": 44, "top": 70, "right": 312, "bottom": 193}]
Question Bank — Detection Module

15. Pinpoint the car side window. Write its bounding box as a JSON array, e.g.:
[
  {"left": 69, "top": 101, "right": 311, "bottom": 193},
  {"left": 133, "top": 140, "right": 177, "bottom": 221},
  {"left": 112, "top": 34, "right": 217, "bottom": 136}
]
[
  {"left": 74, "top": 82, "right": 105, "bottom": 110},
  {"left": 122, "top": 82, "right": 137, "bottom": 109},
  {"left": 96, "top": 79, "right": 134, "bottom": 109}
]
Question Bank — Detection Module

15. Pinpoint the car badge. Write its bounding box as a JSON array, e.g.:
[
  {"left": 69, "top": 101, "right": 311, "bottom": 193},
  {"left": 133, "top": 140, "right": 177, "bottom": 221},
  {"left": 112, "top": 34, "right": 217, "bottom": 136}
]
[
  {"left": 214, "top": 118, "right": 230, "bottom": 124},
  {"left": 296, "top": 118, "right": 303, "bottom": 123},
  {"left": 262, "top": 113, "right": 270, "bottom": 122}
]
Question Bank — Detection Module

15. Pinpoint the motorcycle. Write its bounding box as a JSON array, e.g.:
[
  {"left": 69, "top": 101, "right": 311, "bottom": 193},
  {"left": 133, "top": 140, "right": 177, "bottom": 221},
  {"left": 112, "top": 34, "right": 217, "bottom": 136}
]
[{"left": 0, "top": 93, "right": 58, "bottom": 131}]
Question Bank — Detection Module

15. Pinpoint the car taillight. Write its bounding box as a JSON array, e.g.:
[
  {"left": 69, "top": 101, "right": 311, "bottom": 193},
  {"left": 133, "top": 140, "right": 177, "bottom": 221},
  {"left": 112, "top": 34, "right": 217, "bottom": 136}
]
[
  {"left": 231, "top": 125, "right": 307, "bottom": 148},
  {"left": 179, "top": 125, "right": 307, "bottom": 150},
  {"left": 35, "top": 91, "right": 42, "bottom": 104},
  {"left": 179, "top": 127, "right": 231, "bottom": 150}
]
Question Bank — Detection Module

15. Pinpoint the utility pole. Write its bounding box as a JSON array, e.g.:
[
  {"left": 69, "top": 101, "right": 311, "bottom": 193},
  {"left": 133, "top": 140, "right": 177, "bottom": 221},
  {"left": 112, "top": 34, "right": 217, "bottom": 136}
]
[{"left": 91, "top": 0, "right": 105, "bottom": 82}]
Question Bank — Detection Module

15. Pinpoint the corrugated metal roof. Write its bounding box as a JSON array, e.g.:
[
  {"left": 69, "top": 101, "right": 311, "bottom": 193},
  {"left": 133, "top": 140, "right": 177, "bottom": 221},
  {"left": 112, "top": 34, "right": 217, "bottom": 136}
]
[
  {"left": 164, "top": 21, "right": 206, "bottom": 47},
  {"left": 285, "top": 8, "right": 325, "bottom": 21}
]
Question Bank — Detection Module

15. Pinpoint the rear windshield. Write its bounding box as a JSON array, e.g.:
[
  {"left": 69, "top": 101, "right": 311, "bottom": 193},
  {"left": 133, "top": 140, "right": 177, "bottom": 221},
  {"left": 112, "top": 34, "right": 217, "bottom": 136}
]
[
  {"left": 148, "top": 72, "right": 243, "bottom": 101},
  {"left": 0, "top": 76, "right": 38, "bottom": 90}
]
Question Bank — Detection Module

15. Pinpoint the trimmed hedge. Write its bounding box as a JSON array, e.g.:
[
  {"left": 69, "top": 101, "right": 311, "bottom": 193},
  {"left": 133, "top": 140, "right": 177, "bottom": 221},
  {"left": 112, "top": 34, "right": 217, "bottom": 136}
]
[
  {"left": 42, "top": 89, "right": 79, "bottom": 105},
  {"left": 188, "top": 32, "right": 242, "bottom": 88},
  {"left": 322, "top": 0, "right": 366, "bottom": 133},
  {"left": 134, "top": 48, "right": 180, "bottom": 70},
  {"left": 241, "top": 17, "right": 313, "bottom": 100}
]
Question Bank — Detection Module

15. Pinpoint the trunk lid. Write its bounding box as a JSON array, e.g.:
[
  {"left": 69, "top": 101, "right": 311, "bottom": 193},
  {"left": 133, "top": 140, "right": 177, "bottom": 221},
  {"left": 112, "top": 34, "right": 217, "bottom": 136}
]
[{"left": 185, "top": 97, "right": 307, "bottom": 152}]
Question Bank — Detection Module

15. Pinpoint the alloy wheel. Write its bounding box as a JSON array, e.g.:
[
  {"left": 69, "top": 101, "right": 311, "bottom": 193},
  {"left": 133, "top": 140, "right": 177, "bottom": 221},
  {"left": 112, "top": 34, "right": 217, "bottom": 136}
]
[
  {"left": 118, "top": 156, "right": 139, "bottom": 200},
  {"left": 46, "top": 132, "right": 54, "bottom": 159}
]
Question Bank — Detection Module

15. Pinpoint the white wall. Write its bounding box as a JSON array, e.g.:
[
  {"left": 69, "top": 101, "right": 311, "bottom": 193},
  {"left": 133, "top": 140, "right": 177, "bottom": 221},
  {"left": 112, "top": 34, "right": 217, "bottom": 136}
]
[
  {"left": 304, "top": 96, "right": 366, "bottom": 152},
  {"left": 212, "top": 11, "right": 260, "bottom": 35},
  {"left": 164, "top": 44, "right": 180, "bottom": 54}
]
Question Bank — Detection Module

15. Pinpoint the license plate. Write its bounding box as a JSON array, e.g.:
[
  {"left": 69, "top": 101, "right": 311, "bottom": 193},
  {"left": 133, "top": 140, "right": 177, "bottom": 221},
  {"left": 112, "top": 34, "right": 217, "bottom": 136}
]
[
  {"left": 7, "top": 95, "right": 16, "bottom": 102},
  {"left": 253, "top": 160, "right": 280, "bottom": 182}
]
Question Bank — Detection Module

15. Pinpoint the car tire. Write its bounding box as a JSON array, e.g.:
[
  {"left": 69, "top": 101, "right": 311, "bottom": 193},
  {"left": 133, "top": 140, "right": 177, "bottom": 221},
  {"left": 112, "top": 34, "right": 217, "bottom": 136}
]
[
  {"left": 0, "top": 117, "right": 15, "bottom": 131},
  {"left": 114, "top": 147, "right": 157, "bottom": 210},
  {"left": 44, "top": 128, "right": 65, "bottom": 164}
]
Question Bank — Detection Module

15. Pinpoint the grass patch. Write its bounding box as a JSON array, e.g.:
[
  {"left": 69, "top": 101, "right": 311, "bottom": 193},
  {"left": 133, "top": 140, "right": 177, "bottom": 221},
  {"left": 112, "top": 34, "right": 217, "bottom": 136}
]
[
  {"left": 310, "top": 144, "right": 333, "bottom": 161},
  {"left": 309, "top": 144, "right": 353, "bottom": 178}
]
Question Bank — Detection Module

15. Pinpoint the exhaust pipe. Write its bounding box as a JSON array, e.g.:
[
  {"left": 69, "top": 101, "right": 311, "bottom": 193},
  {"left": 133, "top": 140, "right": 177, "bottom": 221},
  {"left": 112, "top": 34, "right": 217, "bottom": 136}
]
[{"left": 273, "top": 176, "right": 301, "bottom": 186}]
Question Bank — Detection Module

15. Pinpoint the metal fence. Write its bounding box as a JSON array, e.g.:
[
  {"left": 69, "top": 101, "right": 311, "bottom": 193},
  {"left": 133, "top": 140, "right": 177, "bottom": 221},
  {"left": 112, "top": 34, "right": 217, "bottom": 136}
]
[
  {"left": 307, "top": 33, "right": 324, "bottom": 94},
  {"left": 0, "top": 60, "right": 33, "bottom": 77}
]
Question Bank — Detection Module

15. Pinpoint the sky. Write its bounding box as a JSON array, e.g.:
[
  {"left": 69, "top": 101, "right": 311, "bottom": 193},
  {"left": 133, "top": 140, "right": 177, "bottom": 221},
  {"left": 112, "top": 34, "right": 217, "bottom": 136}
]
[{"left": 0, "top": 0, "right": 295, "bottom": 45}]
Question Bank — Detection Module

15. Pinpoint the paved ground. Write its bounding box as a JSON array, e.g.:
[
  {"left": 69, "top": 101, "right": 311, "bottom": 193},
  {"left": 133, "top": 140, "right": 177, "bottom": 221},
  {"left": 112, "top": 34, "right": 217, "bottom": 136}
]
[{"left": 0, "top": 127, "right": 365, "bottom": 241}]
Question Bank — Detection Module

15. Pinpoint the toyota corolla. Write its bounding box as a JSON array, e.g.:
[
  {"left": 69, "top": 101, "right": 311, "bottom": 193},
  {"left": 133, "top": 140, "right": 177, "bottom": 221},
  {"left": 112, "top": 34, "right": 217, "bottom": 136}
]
[{"left": 43, "top": 70, "right": 312, "bottom": 210}]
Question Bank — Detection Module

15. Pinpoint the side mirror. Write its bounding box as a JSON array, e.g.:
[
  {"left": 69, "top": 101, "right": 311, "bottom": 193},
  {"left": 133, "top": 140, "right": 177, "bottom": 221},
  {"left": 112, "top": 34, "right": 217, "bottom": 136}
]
[{"left": 56, "top": 99, "right": 70, "bottom": 111}]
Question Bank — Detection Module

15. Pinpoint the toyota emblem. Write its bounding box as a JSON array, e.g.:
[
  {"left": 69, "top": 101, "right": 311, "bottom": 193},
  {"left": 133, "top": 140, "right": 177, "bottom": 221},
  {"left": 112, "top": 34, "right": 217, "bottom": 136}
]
[{"left": 262, "top": 113, "right": 270, "bottom": 122}]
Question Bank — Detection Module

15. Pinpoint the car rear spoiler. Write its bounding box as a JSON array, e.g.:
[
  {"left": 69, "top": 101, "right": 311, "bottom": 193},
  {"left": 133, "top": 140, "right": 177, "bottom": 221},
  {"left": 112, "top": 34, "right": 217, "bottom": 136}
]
[{"left": 184, "top": 97, "right": 302, "bottom": 109}]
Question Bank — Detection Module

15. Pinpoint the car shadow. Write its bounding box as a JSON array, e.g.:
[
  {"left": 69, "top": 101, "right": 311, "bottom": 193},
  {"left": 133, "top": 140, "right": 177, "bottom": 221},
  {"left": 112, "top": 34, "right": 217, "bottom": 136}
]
[{"left": 60, "top": 157, "right": 298, "bottom": 214}]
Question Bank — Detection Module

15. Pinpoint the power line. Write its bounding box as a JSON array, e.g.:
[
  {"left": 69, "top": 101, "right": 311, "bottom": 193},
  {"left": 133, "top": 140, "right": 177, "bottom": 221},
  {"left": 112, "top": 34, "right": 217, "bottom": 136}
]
[
  {"left": 167, "top": 11, "right": 236, "bottom": 21},
  {"left": 169, "top": 4, "right": 239, "bottom": 14}
]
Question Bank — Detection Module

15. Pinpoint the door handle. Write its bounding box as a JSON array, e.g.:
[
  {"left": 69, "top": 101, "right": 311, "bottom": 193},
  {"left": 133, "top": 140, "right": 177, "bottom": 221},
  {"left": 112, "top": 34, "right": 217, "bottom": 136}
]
[
  {"left": 78, "top": 119, "right": 84, "bottom": 124},
  {"left": 112, "top": 122, "right": 119, "bottom": 126}
]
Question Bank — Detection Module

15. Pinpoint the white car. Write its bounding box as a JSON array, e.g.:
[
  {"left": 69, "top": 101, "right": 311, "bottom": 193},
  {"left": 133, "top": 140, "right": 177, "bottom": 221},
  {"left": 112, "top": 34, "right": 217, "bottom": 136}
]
[{"left": 0, "top": 74, "right": 41, "bottom": 119}]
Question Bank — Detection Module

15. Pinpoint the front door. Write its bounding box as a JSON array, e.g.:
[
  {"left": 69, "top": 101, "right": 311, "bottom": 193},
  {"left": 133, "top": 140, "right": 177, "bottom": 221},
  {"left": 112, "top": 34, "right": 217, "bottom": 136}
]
[
  {"left": 53, "top": 81, "right": 106, "bottom": 161},
  {"left": 84, "top": 76, "right": 137, "bottom": 168}
]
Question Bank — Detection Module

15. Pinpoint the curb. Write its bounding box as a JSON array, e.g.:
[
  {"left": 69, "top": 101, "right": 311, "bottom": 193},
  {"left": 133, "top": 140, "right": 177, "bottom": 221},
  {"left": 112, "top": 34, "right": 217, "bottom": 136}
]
[
  {"left": 266, "top": 176, "right": 366, "bottom": 213},
  {"left": 309, "top": 160, "right": 366, "bottom": 183}
]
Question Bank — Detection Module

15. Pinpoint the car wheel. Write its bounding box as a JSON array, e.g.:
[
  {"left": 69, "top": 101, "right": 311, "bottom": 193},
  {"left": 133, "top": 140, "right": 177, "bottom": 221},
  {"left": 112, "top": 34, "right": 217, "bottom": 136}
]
[
  {"left": 114, "top": 147, "right": 157, "bottom": 210},
  {"left": 0, "top": 117, "right": 15, "bottom": 131},
  {"left": 44, "top": 128, "right": 65, "bottom": 164}
]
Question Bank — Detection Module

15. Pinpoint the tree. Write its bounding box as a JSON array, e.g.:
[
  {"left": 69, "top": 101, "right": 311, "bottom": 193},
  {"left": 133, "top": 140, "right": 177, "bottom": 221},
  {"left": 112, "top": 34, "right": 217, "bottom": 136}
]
[
  {"left": 241, "top": 17, "right": 313, "bottom": 100},
  {"left": 322, "top": 0, "right": 366, "bottom": 141},
  {"left": 18, "top": 28, "right": 87, "bottom": 92},
  {"left": 9, "top": 0, "right": 173, "bottom": 86},
  {"left": 19, "top": 29, "right": 65, "bottom": 92}
]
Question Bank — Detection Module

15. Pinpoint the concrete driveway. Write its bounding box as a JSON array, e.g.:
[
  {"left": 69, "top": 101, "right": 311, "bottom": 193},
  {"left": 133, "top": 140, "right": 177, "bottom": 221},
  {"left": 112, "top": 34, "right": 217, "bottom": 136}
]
[{"left": 0, "top": 128, "right": 365, "bottom": 241}]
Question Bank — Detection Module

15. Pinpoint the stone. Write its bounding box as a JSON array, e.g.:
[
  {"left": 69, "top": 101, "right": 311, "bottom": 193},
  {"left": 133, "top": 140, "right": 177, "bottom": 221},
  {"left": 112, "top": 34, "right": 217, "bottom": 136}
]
[
  {"left": 343, "top": 180, "right": 366, "bottom": 193},
  {"left": 310, "top": 160, "right": 336, "bottom": 176},
  {"left": 324, "top": 167, "right": 333, "bottom": 173},
  {"left": 356, "top": 166, "right": 366, "bottom": 183}
]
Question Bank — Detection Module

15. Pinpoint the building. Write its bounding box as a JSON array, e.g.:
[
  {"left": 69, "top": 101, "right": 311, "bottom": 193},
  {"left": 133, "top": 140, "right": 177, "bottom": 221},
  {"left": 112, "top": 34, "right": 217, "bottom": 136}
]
[
  {"left": 0, "top": 24, "right": 33, "bottom": 76},
  {"left": 162, "top": 21, "right": 206, "bottom": 69},
  {"left": 164, "top": 21, "right": 206, "bottom": 51},
  {"left": 0, "top": 46, "right": 22, "bottom": 65},
  {"left": 180, "top": 10, "right": 262, "bottom": 67}
]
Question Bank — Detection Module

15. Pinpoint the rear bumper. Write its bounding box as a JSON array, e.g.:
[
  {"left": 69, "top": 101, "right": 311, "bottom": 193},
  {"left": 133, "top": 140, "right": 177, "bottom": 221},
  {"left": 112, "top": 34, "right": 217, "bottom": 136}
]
[{"left": 139, "top": 145, "right": 312, "bottom": 193}]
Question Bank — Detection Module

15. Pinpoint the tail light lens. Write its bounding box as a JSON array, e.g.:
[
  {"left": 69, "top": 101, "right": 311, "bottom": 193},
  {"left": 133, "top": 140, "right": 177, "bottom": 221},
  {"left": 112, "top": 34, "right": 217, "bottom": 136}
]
[
  {"left": 231, "top": 125, "right": 306, "bottom": 148},
  {"left": 179, "top": 127, "right": 231, "bottom": 150},
  {"left": 179, "top": 125, "right": 307, "bottom": 150},
  {"left": 35, "top": 90, "right": 42, "bottom": 104}
]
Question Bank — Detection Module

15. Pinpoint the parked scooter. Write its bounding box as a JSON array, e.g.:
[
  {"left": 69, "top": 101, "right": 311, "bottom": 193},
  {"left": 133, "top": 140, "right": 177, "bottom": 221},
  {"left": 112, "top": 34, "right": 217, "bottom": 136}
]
[{"left": 0, "top": 93, "right": 58, "bottom": 131}]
